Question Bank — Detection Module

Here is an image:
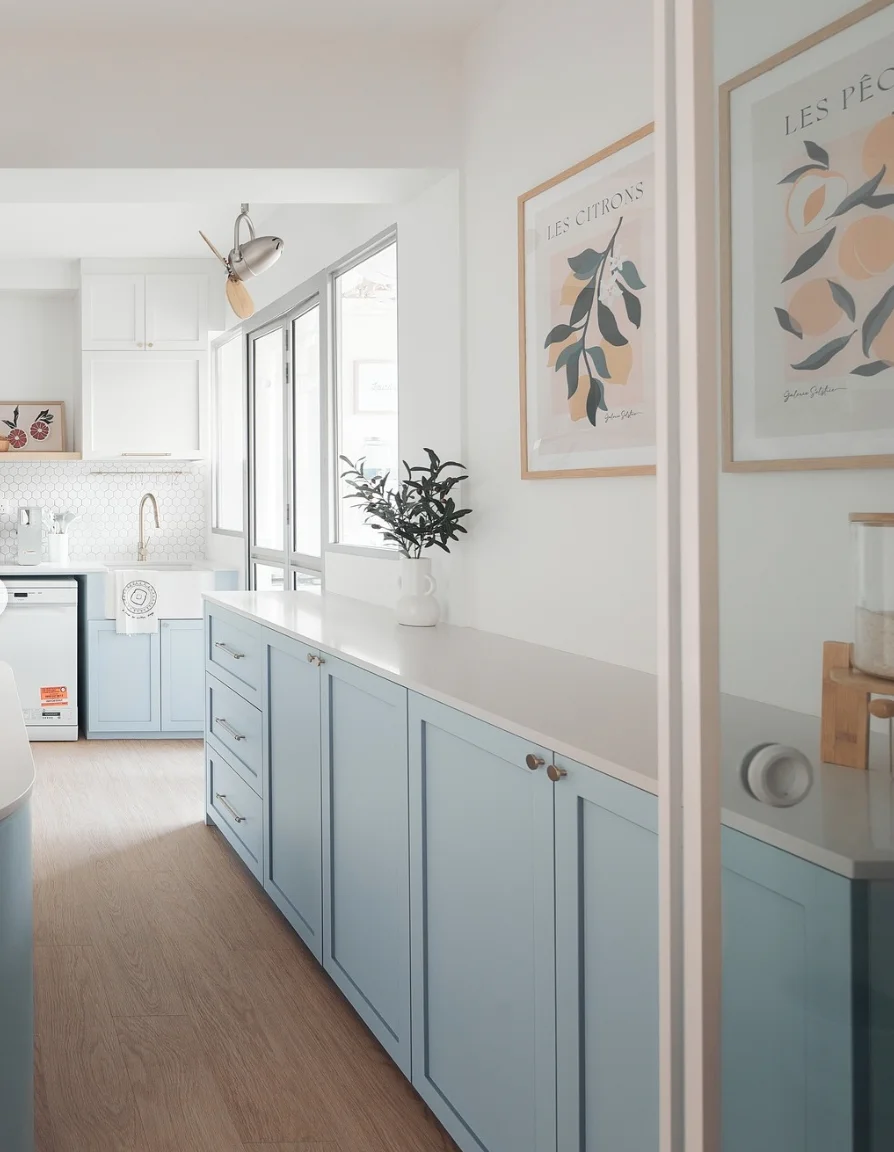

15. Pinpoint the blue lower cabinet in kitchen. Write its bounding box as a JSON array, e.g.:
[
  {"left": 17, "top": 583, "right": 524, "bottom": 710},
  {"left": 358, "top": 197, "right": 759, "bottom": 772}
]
[
  {"left": 159, "top": 620, "right": 204, "bottom": 732},
  {"left": 0, "top": 801, "right": 34, "bottom": 1152},
  {"left": 408, "top": 693, "right": 557, "bottom": 1152},
  {"left": 321, "top": 657, "right": 411, "bottom": 1075},
  {"left": 553, "top": 756, "right": 659, "bottom": 1152},
  {"left": 87, "top": 619, "right": 160, "bottom": 733},
  {"left": 265, "top": 630, "right": 323, "bottom": 961}
]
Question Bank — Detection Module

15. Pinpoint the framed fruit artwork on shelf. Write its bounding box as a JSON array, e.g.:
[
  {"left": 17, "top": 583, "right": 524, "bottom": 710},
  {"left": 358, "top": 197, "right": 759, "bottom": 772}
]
[
  {"left": 518, "top": 124, "right": 656, "bottom": 478},
  {"left": 721, "top": 0, "right": 894, "bottom": 471},
  {"left": 0, "top": 402, "right": 65, "bottom": 453}
]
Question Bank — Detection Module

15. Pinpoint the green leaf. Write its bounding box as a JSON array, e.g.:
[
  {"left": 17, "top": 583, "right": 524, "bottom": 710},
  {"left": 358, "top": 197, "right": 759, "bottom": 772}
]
[
  {"left": 618, "top": 260, "right": 646, "bottom": 290},
  {"left": 567, "top": 248, "right": 602, "bottom": 278},
  {"left": 544, "top": 323, "right": 576, "bottom": 348},
  {"left": 774, "top": 306, "right": 803, "bottom": 339},
  {"left": 585, "top": 345, "right": 611, "bottom": 379},
  {"left": 778, "top": 162, "right": 825, "bottom": 185},
  {"left": 830, "top": 166, "right": 886, "bottom": 217},
  {"left": 866, "top": 193, "right": 894, "bottom": 209},
  {"left": 804, "top": 140, "right": 829, "bottom": 167},
  {"left": 791, "top": 330, "right": 855, "bottom": 371},
  {"left": 621, "top": 285, "right": 642, "bottom": 328},
  {"left": 569, "top": 279, "right": 595, "bottom": 326},
  {"left": 554, "top": 340, "right": 582, "bottom": 373},
  {"left": 781, "top": 227, "right": 835, "bottom": 283},
  {"left": 852, "top": 360, "right": 892, "bottom": 376},
  {"left": 862, "top": 284, "right": 894, "bottom": 357},
  {"left": 597, "top": 301, "right": 627, "bottom": 346},
  {"left": 565, "top": 347, "right": 582, "bottom": 399},
  {"left": 586, "top": 377, "right": 607, "bottom": 425},
  {"left": 827, "top": 280, "right": 856, "bottom": 322}
]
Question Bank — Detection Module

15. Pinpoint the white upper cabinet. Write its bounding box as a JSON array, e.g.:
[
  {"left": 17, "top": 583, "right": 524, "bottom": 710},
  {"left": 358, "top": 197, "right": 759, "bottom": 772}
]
[
  {"left": 81, "top": 274, "right": 146, "bottom": 349},
  {"left": 145, "top": 274, "right": 208, "bottom": 350},
  {"left": 81, "top": 351, "right": 207, "bottom": 460},
  {"left": 82, "top": 272, "right": 209, "bottom": 351}
]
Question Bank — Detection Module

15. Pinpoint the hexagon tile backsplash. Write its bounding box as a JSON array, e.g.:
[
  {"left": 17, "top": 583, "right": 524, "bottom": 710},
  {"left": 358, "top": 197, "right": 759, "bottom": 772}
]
[{"left": 0, "top": 462, "right": 208, "bottom": 563}]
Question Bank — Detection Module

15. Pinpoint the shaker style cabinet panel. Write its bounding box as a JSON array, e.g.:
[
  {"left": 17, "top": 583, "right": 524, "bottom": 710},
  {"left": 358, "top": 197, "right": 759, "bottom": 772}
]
[
  {"left": 81, "top": 273, "right": 146, "bottom": 349},
  {"left": 321, "top": 658, "right": 411, "bottom": 1073},
  {"left": 81, "top": 351, "right": 206, "bottom": 459},
  {"left": 145, "top": 274, "right": 208, "bottom": 350},
  {"left": 82, "top": 272, "right": 208, "bottom": 351},
  {"left": 553, "top": 757, "right": 659, "bottom": 1152},
  {"left": 408, "top": 694, "right": 557, "bottom": 1152},
  {"left": 159, "top": 620, "right": 204, "bottom": 732},
  {"left": 0, "top": 803, "right": 34, "bottom": 1152},
  {"left": 265, "top": 633, "right": 324, "bottom": 961},
  {"left": 87, "top": 620, "right": 160, "bottom": 733},
  {"left": 722, "top": 827, "right": 853, "bottom": 1152}
]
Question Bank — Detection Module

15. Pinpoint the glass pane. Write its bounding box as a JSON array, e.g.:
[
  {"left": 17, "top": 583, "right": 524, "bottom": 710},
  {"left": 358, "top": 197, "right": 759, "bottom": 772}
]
[
  {"left": 253, "top": 562, "right": 286, "bottom": 591},
  {"left": 213, "top": 336, "right": 244, "bottom": 533},
  {"left": 292, "top": 567, "right": 322, "bottom": 592},
  {"left": 292, "top": 306, "right": 321, "bottom": 558},
  {"left": 334, "top": 240, "right": 398, "bottom": 548},
  {"left": 251, "top": 328, "right": 284, "bottom": 552}
]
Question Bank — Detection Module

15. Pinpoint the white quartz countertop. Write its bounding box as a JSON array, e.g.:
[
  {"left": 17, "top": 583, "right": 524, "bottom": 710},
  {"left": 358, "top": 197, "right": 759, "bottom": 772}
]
[
  {"left": 0, "top": 561, "right": 231, "bottom": 576},
  {"left": 0, "top": 662, "right": 35, "bottom": 821},
  {"left": 205, "top": 590, "right": 894, "bottom": 881}
]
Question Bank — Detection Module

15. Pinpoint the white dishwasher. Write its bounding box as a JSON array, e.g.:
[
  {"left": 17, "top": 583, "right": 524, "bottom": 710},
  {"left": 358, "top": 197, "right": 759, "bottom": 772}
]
[{"left": 0, "top": 578, "right": 79, "bottom": 741}]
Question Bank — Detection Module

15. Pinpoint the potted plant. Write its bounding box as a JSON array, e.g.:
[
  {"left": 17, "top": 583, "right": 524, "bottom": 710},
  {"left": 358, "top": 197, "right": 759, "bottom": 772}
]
[{"left": 340, "top": 449, "right": 472, "bottom": 626}]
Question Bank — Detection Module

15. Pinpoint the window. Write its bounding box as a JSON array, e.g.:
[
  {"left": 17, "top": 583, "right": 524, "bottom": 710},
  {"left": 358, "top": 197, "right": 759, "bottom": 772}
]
[
  {"left": 211, "top": 333, "right": 245, "bottom": 534},
  {"left": 333, "top": 236, "right": 398, "bottom": 548}
]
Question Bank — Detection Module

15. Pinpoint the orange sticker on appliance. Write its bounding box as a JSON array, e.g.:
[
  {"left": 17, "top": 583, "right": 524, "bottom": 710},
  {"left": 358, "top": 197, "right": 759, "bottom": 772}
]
[{"left": 41, "top": 686, "right": 68, "bottom": 707}]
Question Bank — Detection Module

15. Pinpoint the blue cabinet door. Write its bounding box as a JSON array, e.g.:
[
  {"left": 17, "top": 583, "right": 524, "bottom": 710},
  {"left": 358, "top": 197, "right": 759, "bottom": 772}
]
[
  {"left": 408, "top": 693, "right": 556, "bottom": 1152},
  {"left": 265, "top": 630, "right": 323, "bottom": 960},
  {"left": 87, "top": 620, "right": 160, "bottom": 733},
  {"left": 554, "top": 757, "right": 659, "bottom": 1152},
  {"left": 321, "top": 658, "right": 411, "bottom": 1074},
  {"left": 722, "top": 827, "right": 853, "bottom": 1152},
  {"left": 0, "top": 803, "right": 34, "bottom": 1152},
  {"left": 159, "top": 620, "right": 204, "bottom": 732}
]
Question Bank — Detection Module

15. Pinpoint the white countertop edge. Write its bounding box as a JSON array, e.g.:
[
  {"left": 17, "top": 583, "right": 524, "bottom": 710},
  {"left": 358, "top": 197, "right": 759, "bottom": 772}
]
[
  {"left": 0, "top": 561, "right": 233, "bottom": 576},
  {"left": 0, "top": 663, "right": 35, "bottom": 823}
]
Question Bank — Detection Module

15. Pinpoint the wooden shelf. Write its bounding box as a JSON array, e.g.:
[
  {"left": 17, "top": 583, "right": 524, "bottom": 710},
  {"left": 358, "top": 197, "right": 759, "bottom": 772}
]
[
  {"left": 0, "top": 451, "right": 81, "bottom": 461},
  {"left": 830, "top": 666, "right": 894, "bottom": 696}
]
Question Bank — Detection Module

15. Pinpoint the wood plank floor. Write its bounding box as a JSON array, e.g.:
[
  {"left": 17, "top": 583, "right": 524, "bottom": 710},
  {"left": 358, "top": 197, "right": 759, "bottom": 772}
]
[{"left": 31, "top": 739, "right": 458, "bottom": 1152}]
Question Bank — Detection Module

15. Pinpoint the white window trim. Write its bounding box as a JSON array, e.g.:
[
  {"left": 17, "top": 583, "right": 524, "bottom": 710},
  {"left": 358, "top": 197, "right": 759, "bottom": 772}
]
[{"left": 210, "top": 327, "right": 246, "bottom": 538}]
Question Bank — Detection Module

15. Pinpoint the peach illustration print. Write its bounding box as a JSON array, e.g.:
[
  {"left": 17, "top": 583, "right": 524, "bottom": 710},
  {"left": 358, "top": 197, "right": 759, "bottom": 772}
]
[{"left": 775, "top": 116, "right": 894, "bottom": 379}]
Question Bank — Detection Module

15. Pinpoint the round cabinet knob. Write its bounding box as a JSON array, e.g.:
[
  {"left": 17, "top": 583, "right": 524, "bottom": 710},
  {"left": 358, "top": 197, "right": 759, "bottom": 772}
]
[
  {"left": 137, "top": 341, "right": 144, "bottom": 348},
  {"left": 525, "top": 753, "right": 545, "bottom": 771},
  {"left": 147, "top": 342, "right": 154, "bottom": 347},
  {"left": 740, "top": 743, "right": 813, "bottom": 808},
  {"left": 547, "top": 764, "right": 567, "bottom": 783},
  {"left": 306, "top": 652, "right": 315, "bottom": 663}
]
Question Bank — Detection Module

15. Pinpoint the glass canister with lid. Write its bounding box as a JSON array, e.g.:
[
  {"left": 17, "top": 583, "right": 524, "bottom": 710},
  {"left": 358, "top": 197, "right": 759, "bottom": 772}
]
[{"left": 852, "top": 512, "right": 894, "bottom": 679}]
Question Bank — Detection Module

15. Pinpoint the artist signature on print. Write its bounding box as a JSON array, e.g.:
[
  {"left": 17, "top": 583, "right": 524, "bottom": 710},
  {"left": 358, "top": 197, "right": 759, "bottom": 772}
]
[
  {"left": 782, "top": 383, "right": 847, "bottom": 402},
  {"left": 604, "top": 408, "right": 642, "bottom": 422}
]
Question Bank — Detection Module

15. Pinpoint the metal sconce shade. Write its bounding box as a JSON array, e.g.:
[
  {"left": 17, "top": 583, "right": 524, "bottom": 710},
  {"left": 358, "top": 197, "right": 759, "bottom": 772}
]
[{"left": 227, "top": 203, "right": 284, "bottom": 282}]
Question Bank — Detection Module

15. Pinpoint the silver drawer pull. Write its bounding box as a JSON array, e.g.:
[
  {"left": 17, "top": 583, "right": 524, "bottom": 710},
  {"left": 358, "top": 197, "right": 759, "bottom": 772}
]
[
  {"left": 215, "top": 641, "right": 246, "bottom": 660},
  {"left": 215, "top": 793, "right": 247, "bottom": 823},
  {"left": 215, "top": 717, "right": 246, "bottom": 742}
]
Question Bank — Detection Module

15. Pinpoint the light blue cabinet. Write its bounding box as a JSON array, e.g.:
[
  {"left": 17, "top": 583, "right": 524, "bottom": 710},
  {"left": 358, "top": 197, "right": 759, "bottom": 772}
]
[
  {"left": 87, "top": 619, "right": 160, "bottom": 732},
  {"left": 722, "top": 827, "right": 854, "bottom": 1152},
  {"left": 0, "top": 802, "right": 34, "bottom": 1152},
  {"left": 554, "top": 756, "right": 659, "bottom": 1152},
  {"left": 322, "top": 657, "right": 410, "bottom": 1074},
  {"left": 408, "top": 694, "right": 556, "bottom": 1152},
  {"left": 265, "top": 630, "right": 323, "bottom": 961},
  {"left": 160, "top": 620, "right": 204, "bottom": 732}
]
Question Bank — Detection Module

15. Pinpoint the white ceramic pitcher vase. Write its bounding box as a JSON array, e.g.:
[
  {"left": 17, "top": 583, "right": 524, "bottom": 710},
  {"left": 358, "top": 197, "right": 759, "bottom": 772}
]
[{"left": 395, "top": 556, "right": 440, "bottom": 627}]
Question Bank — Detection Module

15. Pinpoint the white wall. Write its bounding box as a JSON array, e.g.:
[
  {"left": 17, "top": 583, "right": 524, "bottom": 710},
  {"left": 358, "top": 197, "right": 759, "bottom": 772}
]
[
  {"left": 459, "top": 0, "right": 657, "bottom": 671},
  {"left": 0, "top": 292, "right": 77, "bottom": 448},
  {"left": 716, "top": 0, "right": 894, "bottom": 717}
]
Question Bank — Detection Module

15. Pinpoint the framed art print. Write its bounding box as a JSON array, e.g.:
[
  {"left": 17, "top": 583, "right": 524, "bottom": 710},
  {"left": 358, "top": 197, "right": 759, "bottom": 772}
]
[
  {"left": 722, "top": 0, "right": 894, "bottom": 471},
  {"left": 0, "top": 401, "right": 65, "bottom": 452},
  {"left": 518, "top": 124, "right": 656, "bottom": 479}
]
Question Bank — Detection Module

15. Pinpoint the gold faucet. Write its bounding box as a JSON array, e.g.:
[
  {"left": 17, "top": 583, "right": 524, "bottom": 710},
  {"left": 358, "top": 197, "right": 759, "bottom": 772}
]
[{"left": 138, "top": 492, "right": 161, "bottom": 562}]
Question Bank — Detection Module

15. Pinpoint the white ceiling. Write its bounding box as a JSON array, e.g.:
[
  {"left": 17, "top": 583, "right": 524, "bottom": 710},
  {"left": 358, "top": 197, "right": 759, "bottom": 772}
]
[{"left": 0, "top": 0, "right": 500, "bottom": 32}]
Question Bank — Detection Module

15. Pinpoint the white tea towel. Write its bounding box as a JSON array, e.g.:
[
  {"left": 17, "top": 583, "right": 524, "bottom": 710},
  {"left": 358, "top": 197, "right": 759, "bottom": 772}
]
[{"left": 114, "top": 569, "right": 159, "bottom": 634}]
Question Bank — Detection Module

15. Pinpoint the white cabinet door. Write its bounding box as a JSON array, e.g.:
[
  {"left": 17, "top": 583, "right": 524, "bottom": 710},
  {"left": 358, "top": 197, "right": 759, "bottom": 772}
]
[
  {"left": 145, "top": 274, "right": 208, "bottom": 350},
  {"left": 81, "top": 274, "right": 146, "bottom": 350},
  {"left": 82, "top": 351, "right": 207, "bottom": 459}
]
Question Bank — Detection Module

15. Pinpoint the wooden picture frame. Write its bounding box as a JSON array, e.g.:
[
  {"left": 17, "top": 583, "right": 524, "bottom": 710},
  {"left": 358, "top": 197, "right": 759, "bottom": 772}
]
[
  {"left": 721, "top": 0, "right": 894, "bottom": 472},
  {"left": 0, "top": 401, "right": 66, "bottom": 453},
  {"left": 518, "top": 124, "right": 656, "bottom": 479}
]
